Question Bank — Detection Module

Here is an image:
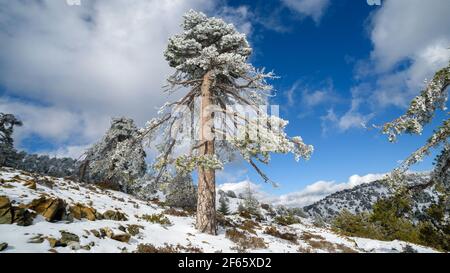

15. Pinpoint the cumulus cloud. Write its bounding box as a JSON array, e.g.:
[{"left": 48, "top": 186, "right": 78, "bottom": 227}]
[
  {"left": 357, "top": 0, "right": 450, "bottom": 108},
  {"left": 329, "top": 0, "right": 450, "bottom": 134},
  {"left": 321, "top": 98, "right": 374, "bottom": 134},
  {"left": 219, "top": 173, "right": 386, "bottom": 208},
  {"left": 281, "top": 0, "right": 330, "bottom": 23},
  {"left": 285, "top": 79, "right": 341, "bottom": 120},
  {"left": 0, "top": 0, "right": 253, "bottom": 157},
  {"left": 0, "top": 97, "right": 84, "bottom": 143}
]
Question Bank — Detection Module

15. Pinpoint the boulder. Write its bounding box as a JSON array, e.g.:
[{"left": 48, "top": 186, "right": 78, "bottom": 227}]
[
  {"left": 90, "top": 229, "right": 101, "bottom": 238},
  {"left": 27, "top": 197, "right": 67, "bottom": 222},
  {"left": 0, "top": 196, "right": 13, "bottom": 224},
  {"left": 0, "top": 242, "right": 7, "bottom": 251},
  {"left": 59, "top": 231, "right": 80, "bottom": 245},
  {"left": 69, "top": 203, "right": 97, "bottom": 221},
  {"left": 27, "top": 235, "right": 44, "bottom": 244},
  {"left": 81, "top": 245, "right": 91, "bottom": 251},
  {"left": 102, "top": 210, "right": 128, "bottom": 221},
  {"left": 47, "top": 237, "right": 61, "bottom": 248},
  {"left": 99, "top": 227, "right": 114, "bottom": 238},
  {"left": 68, "top": 242, "right": 81, "bottom": 250},
  {"left": 12, "top": 207, "right": 35, "bottom": 226},
  {"left": 24, "top": 180, "right": 37, "bottom": 190},
  {"left": 111, "top": 233, "right": 131, "bottom": 243}
]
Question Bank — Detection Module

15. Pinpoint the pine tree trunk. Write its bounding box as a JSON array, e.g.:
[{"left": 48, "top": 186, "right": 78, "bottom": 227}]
[{"left": 196, "top": 70, "right": 217, "bottom": 235}]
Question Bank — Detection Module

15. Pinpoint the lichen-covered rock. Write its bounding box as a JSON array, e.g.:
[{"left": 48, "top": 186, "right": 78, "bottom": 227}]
[
  {"left": 0, "top": 196, "right": 13, "bottom": 224},
  {"left": 0, "top": 242, "right": 8, "bottom": 251},
  {"left": 69, "top": 203, "right": 97, "bottom": 221},
  {"left": 27, "top": 197, "right": 67, "bottom": 222},
  {"left": 90, "top": 229, "right": 101, "bottom": 238},
  {"left": 59, "top": 231, "right": 79, "bottom": 245},
  {"left": 12, "top": 207, "right": 35, "bottom": 226},
  {"left": 24, "top": 180, "right": 37, "bottom": 190},
  {"left": 99, "top": 227, "right": 114, "bottom": 238},
  {"left": 111, "top": 233, "right": 131, "bottom": 243}
]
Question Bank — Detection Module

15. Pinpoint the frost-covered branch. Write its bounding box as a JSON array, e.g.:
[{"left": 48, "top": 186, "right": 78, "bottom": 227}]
[
  {"left": 382, "top": 61, "right": 450, "bottom": 190},
  {"left": 383, "top": 62, "right": 450, "bottom": 142}
]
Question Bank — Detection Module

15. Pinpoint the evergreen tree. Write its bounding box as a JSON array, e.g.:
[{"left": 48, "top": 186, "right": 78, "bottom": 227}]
[
  {"left": 218, "top": 196, "right": 230, "bottom": 215},
  {"left": 139, "top": 10, "right": 313, "bottom": 235},
  {"left": 0, "top": 113, "right": 23, "bottom": 167},
  {"left": 243, "top": 181, "right": 259, "bottom": 215}
]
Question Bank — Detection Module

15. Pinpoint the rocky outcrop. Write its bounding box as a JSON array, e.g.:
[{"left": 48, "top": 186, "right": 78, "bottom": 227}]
[
  {"left": 59, "top": 231, "right": 80, "bottom": 245},
  {"left": 0, "top": 196, "right": 13, "bottom": 224},
  {"left": 111, "top": 233, "right": 131, "bottom": 243},
  {"left": 69, "top": 203, "right": 97, "bottom": 221},
  {"left": 0, "top": 196, "right": 36, "bottom": 226},
  {"left": 12, "top": 206, "right": 35, "bottom": 226},
  {"left": 0, "top": 242, "right": 8, "bottom": 251},
  {"left": 24, "top": 180, "right": 37, "bottom": 190},
  {"left": 27, "top": 196, "right": 68, "bottom": 222}
]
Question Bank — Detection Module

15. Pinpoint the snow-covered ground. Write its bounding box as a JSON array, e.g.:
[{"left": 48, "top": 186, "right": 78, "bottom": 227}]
[{"left": 0, "top": 167, "right": 438, "bottom": 253}]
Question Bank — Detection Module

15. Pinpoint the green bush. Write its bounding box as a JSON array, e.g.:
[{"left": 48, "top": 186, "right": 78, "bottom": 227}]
[
  {"left": 141, "top": 213, "right": 172, "bottom": 226},
  {"left": 332, "top": 195, "right": 449, "bottom": 251}
]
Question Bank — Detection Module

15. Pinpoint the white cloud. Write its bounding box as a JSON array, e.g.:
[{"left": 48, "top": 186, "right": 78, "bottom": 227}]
[
  {"left": 321, "top": 98, "right": 374, "bottom": 134},
  {"left": 281, "top": 0, "right": 330, "bottom": 23},
  {"left": 0, "top": 97, "right": 84, "bottom": 143},
  {"left": 218, "top": 173, "right": 386, "bottom": 208},
  {"left": 286, "top": 80, "right": 340, "bottom": 118},
  {"left": 362, "top": 0, "right": 450, "bottom": 108},
  {"left": 46, "top": 144, "right": 91, "bottom": 159},
  {"left": 215, "top": 5, "right": 253, "bottom": 36},
  {"left": 0, "top": 0, "right": 253, "bottom": 157},
  {"left": 335, "top": 0, "right": 450, "bottom": 130}
]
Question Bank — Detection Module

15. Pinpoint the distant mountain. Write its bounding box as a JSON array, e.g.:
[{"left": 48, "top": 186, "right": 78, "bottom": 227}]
[{"left": 303, "top": 173, "right": 441, "bottom": 222}]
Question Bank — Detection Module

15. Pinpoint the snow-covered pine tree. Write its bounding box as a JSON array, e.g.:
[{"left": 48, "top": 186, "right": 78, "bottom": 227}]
[
  {"left": 218, "top": 195, "right": 230, "bottom": 215},
  {"left": 0, "top": 113, "right": 23, "bottom": 167},
  {"left": 243, "top": 181, "right": 260, "bottom": 215},
  {"left": 383, "top": 61, "right": 449, "bottom": 191},
  {"left": 79, "top": 117, "right": 147, "bottom": 193},
  {"left": 164, "top": 173, "right": 197, "bottom": 209},
  {"left": 139, "top": 10, "right": 313, "bottom": 234}
]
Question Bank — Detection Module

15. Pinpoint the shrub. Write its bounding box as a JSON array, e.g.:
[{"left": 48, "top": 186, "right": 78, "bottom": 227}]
[
  {"left": 141, "top": 213, "right": 172, "bottom": 226},
  {"left": 135, "top": 243, "right": 203, "bottom": 253},
  {"left": 127, "top": 224, "right": 144, "bottom": 236},
  {"left": 163, "top": 208, "right": 190, "bottom": 217},
  {"left": 332, "top": 195, "right": 450, "bottom": 251},
  {"left": 135, "top": 243, "right": 178, "bottom": 253},
  {"left": 238, "top": 220, "right": 259, "bottom": 234},
  {"left": 332, "top": 210, "right": 384, "bottom": 240},
  {"left": 264, "top": 226, "right": 297, "bottom": 243},
  {"left": 225, "top": 229, "right": 267, "bottom": 249},
  {"left": 274, "top": 214, "right": 301, "bottom": 226},
  {"left": 300, "top": 232, "right": 325, "bottom": 241}
]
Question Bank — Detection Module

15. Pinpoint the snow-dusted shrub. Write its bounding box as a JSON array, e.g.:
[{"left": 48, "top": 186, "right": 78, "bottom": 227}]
[{"left": 164, "top": 174, "right": 197, "bottom": 209}]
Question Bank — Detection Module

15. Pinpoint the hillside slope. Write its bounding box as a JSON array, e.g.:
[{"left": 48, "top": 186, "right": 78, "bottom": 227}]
[
  {"left": 303, "top": 173, "right": 441, "bottom": 222},
  {"left": 0, "top": 167, "right": 438, "bottom": 253}
]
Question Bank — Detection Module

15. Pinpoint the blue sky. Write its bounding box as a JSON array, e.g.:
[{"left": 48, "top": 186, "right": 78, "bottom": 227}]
[{"left": 0, "top": 0, "right": 449, "bottom": 205}]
